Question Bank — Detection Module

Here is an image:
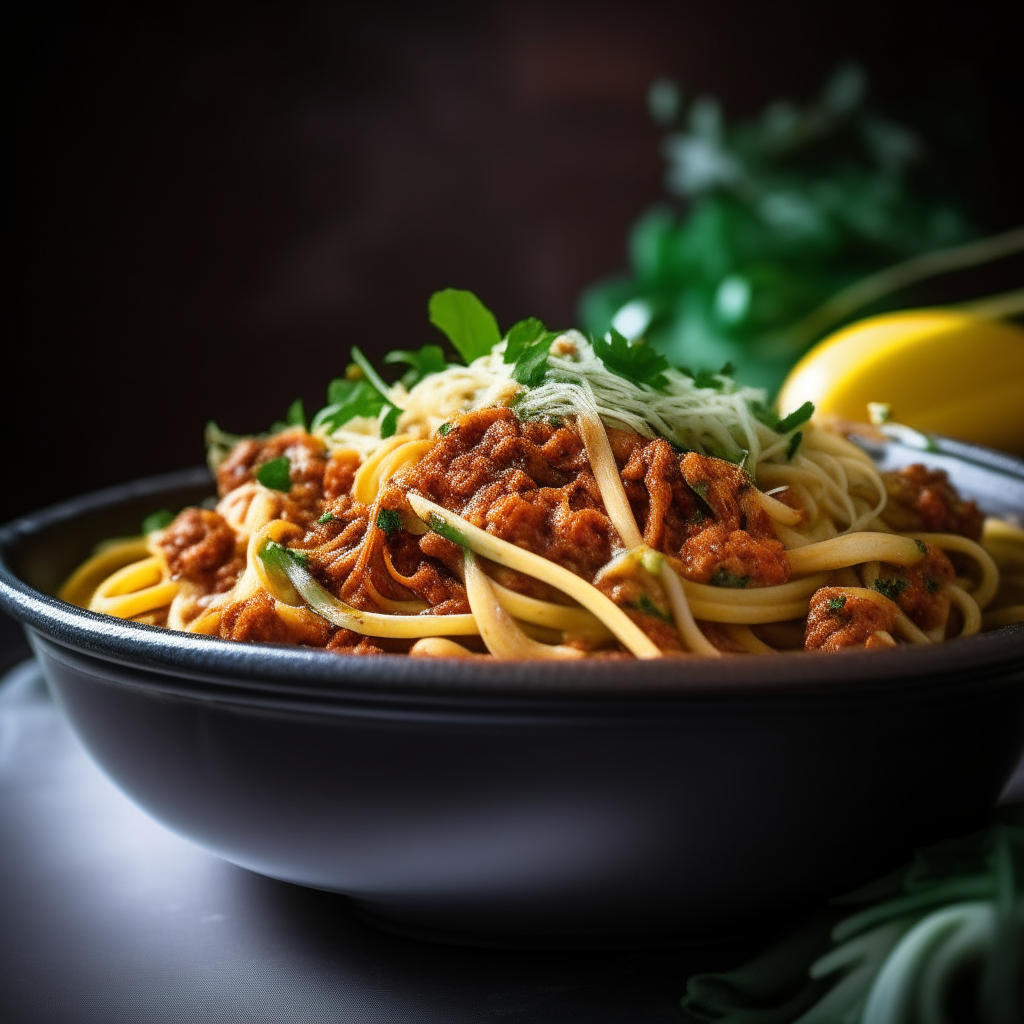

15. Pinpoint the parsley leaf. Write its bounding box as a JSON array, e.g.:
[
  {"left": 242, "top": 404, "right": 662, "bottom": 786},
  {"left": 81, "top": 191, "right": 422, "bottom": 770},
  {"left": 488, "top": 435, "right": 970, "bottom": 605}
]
[
  {"left": 873, "top": 576, "right": 907, "bottom": 601},
  {"left": 786, "top": 431, "right": 803, "bottom": 459},
  {"left": 428, "top": 289, "right": 501, "bottom": 363},
  {"left": 914, "top": 539, "right": 928, "bottom": 555},
  {"left": 925, "top": 577, "right": 941, "bottom": 593},
  {"left": 504, "top": 318, "right": 547, "bottom": 361},
  {"left": 710, "top": 570, "right": 750, "bottom": 588},
  {"left": 141, "top": 509, "right": 175, "bottom": 534},
  {"left": 318, "top": 511, "right": 335, "bottom": 524},
  {"left": 286, "top": 398, "right": 306, "bottom": 429},
  {"left": 591, "top": 328, "right": 669, "bottom": 391},
  {"left": 256, "top": 456, "right": 292, "bottom": 491},
  {"left": 383, "top": 344, "right": 447, "bottom": 387},
  {"left": 438, "top": 422, "right": 451, "bottom": 436},
  {"left": 828, "top": 595, "right": 847, "bottom": 613},
  {"left": 503, "top": 318, "right": 558, "bottom": 388},
  {"left": 376, "top": 508, "right": 402, "bottom": 535},
  {"left": 311, "top": 380, "right": 387, "bottom": 434},
  {"left": 380, "top": 404, "right": 400, "bottom": 439},
  {"left": 776, "top": 401, "right": 815, "bottom": 433}
]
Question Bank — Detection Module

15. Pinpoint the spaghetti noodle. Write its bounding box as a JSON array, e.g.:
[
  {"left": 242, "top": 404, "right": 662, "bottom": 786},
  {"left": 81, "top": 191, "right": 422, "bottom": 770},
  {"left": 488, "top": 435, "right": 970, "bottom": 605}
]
[{"left": 60, "top": 298, "right": 1023, "bottom": 659}]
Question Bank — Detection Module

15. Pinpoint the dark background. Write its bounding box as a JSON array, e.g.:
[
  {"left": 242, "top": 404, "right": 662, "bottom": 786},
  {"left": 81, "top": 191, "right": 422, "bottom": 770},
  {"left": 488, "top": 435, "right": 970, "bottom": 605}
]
[{"left": 12, "top": 0, "right": 1024, "bottom": 529}]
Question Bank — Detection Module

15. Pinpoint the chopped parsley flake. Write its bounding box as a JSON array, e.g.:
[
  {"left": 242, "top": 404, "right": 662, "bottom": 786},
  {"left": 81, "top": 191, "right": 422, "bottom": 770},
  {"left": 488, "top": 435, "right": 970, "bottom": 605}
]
[
  {"left": 635, "top": 594, "right": 674, "bottom": 623},
  {"left": 376, "top": 508, "right": 402, "bottom": 535},
  {"left": 915, "top": 539, "right": 928, "bottom": 555},
  {"left": 828, "top": 596, "right": 847, "bottom": 613},
  {"left": 438, "top": 422, "right": 451, "bottom": 436},
  {"left": 141, "top": 509, "right": 175, "bottom": 534},
  {"left": 710, "top": 570, "right": 750, "bottom": 588},
  {"left": 873, "top": 576, "right": 908, "bottom": 601},
  {"left": 318, "top": 511, "right": 335, "bottom": 524},
  {"left": 925, "top": 578, "right": 941, "bottom": 593},
  {"left": 256, "top": 456, "right": 292, "bottom": 492}
]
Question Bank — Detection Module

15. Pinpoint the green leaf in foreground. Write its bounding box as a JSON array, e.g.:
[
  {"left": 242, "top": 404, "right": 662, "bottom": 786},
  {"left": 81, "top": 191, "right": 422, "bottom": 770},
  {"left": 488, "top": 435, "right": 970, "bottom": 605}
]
[
  {"left": 141, "top": 509, "right": 175, "bottom": 534},
  {"left": 591, "top": 329, "right": 670, "bottom": 391},
  {"left": 428, "top": 288, "right": 501, "bottom": 363},
  {"left": 256, "top": 456, "right": 292, "bottom": 492}
]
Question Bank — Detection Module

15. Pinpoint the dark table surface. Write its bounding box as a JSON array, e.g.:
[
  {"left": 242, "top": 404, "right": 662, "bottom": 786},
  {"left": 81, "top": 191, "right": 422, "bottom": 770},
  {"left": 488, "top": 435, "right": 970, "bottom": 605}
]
[{"left": 3, "top": 653, "right": 1022, "bottom": 1024}]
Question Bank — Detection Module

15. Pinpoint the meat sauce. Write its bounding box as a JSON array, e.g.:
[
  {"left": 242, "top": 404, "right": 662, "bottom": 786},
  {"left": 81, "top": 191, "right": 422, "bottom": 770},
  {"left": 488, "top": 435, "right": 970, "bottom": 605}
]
[
  {"left": 805, "top": 588, "right": 899, "bottom": 652},
  {"left": 159, "top": 415, "right": 981, "bottom": 654}
]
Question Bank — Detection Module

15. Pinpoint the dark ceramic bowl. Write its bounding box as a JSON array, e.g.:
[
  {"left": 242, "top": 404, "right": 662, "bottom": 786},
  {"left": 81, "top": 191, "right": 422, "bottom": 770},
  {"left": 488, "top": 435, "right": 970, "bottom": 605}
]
[{"left": 2, "top": 439, "right": 1023, "bottom": 945}]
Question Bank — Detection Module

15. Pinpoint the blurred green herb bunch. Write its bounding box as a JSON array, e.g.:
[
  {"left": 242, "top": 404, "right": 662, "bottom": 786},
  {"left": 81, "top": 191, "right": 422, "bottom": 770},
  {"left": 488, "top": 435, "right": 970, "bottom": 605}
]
[{"left": 580, "top": 65, "right": 974, "bottom": 394}]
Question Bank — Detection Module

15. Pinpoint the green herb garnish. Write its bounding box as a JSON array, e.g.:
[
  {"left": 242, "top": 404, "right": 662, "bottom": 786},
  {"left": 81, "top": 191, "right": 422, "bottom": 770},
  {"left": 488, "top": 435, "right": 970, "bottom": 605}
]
[
  {"left": 141, "top": 509, "right": 175, "bottom": 534},
  {"left": 710, "top": 570, "right": 750, "bottom": 588},
  {"left": 591, "top": 328, "right": 670, "bottom": 391},
  {"left": 915, "top": 539, "right": 929, "bottom": 555},
  {"left": 256, "top": 456, "right": 292, "bottom": 492},
  {"left": 874, "top": 575, "right": 908, "bottom": 600},
  {"left": 438, "top": 422, "right": 451, "bottom": 436},
  {"left": 376, "top": 508, "right": 402, "bottom": 535},
  {"left": 428, "top": 288, "right": 501, "bottom": 364},
  {"left": 828, "top": 595, "right": 847, "bottom": 613},
  {"left": 504, "top": 317, "right": 558, "bottom": 387},
  {"left": 925, "top": 578, "right": 941, "bottom": 593},
  {"left": 776, "top": 401, "right": 815, "bottom": 434},
  {"left": 286, "top": 548, "right": 309, "bottom": 568},
  {"left": 380, "top": 404, "right": 400, "bottom": 439},
  {"left": 692, "top": 362, "right": 735, "bottom": 390},
  {"left": 383, "top": 344, "right": 448, "bottom": 388},
  {"left": 635, "top": 594, "right": 674, "bottom": 623},
  {"left": 286, "top": 398, "right": 306, "bottom": 429},
  {"left": 318, "top": 511, "right": 335, "bottom": 524},
  {"left": 427, "top": 512, "right": 466, "bottom": 547},
  {"left": 312, "top": 379, "right": 387, "bottom": 433},
  {"left": 786, "top": 431, "right": 803, "bottom": 460}
]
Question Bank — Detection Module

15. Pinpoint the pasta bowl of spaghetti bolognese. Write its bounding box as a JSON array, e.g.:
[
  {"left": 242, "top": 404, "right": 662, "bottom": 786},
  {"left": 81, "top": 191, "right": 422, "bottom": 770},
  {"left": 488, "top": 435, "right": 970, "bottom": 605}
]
[{"left": 1, "top": 292, "right": 1021, "bottom": 942}]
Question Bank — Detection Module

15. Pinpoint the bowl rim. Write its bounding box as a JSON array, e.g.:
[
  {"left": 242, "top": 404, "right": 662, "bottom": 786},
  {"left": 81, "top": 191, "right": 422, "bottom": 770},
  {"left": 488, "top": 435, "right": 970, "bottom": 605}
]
[{"left": 2, "top": 466, "right": 1022, "bottom": 704}]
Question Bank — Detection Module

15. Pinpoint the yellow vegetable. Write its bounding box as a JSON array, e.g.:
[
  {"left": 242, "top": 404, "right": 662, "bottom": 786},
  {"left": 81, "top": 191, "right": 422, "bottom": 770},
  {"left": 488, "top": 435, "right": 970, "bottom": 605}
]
[{"left": 777, "top": 310, "right": 1024, "bottom": 455}]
